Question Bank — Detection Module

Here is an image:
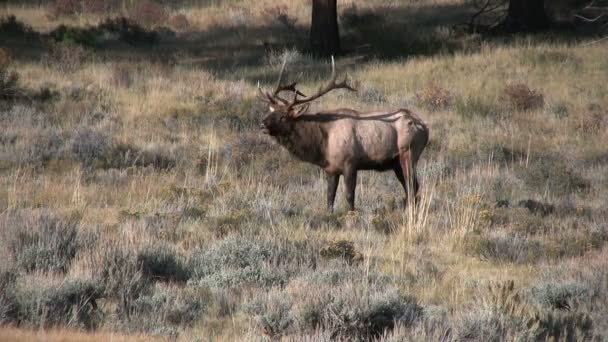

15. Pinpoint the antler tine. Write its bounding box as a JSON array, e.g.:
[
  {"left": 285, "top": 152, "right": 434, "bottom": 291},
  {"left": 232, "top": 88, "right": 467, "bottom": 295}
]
[
  {"left": 275, "top": 56, "right": 287, "bottom": 93},
  {"left": 288, "top": 56, "right": 356, "bottom": 108}
]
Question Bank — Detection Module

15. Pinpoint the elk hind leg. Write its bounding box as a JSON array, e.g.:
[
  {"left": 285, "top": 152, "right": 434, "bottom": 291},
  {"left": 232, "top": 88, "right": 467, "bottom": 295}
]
[
  {"left": 398, "top": 150, "right": 420, "bottom": 206},
  {"left": 326, "top": 173, "right": 340, "bottom": 212},
  {"left": 392, "top": 163, "right": 408, "bottom": 208},
  {"left": 343, "top": 168, "right": 358, "bottom": 211}
]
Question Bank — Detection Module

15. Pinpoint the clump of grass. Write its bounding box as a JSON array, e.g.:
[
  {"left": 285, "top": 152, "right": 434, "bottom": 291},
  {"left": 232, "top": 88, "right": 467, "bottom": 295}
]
[
  {"left": 167, "top": 14, "right": 190, "bottom": 31},
  {"left": 129, "top": 0, "right": 168, "bottom": 29},
  {"left": 461, "top": 231, "right": 543, "bottom": 264},
  {"left": 1, "top": 210, "right": 79, "bottom": 273},
  {"left": 44, "top": 41, "right": 90, "bottom": 73},
  {"left": 262, "top": 5, "right": 297, "bottom": 31},
  {"left": 99, "top": 142, "right": 177, "bottom": 170},
  {"left": 456, "top": 95, "right": 499, "bottom": 118},
  {"left": 416, "top": 84, "right": 453, "bottom": 111},
  {"left": 319, "top": 240, "right": 362, "bottom": 264},
  {"left": 501, "top": 83, "right": 544, "bottom": 111},
  {"left": 358, "top": 86, "right": 387, "bottom": 104},
  {"left": 110, "top": 63, "right": 134, "bottom": 88},
  {"left": 49, "top": 0, "right": 122, "bottom": 17},
  {"left": 0, "top": 48, "right": 20, "bottom": 101},
  {"left": 516, "top": 157, "right": 589, "bottom": 196},
  {"left": 49, "top": 0, "right": 88, "bottom": 17}
]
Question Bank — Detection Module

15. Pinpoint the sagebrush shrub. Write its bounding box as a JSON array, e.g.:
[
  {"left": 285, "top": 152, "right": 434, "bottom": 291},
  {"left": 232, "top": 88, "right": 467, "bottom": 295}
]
[
  {"left": 70, "top": 127, "right": 111, "bottom": 167},
  {"left": 99, "top": 245, "right": 148, "bottom": 320},
  {"left": 244, "top": 290, "right": 294, "bottom": 339},
  {"left": 129, "top": 284, "right": 208, "bottom": 332},
  {"left": 1, "top": 210, "right": 79, "bottom": 273},
  {"left": 9, "top": 276, "right": 104, "bottom": 329},
  {"left": 0, "top": 269, "right": 17, "bottom": 325},
  {"left": 528, "top": 282, "right": 590, "bottom": 311}
]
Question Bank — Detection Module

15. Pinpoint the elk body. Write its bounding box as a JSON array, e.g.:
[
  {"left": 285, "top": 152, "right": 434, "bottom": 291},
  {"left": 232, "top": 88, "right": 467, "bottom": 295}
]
[{"left": 259, "top": 60, "right": 429, "bottom": 211}]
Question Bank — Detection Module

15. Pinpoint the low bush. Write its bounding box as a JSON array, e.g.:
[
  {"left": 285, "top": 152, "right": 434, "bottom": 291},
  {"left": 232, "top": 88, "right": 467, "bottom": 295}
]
[
  {"left": 247, "top": 274, "right": 422, "bottom": 340},
  {"left": 70, "top": 127, "right": 111, "bottom": 168},
  {"left": 137, "top": 244, "right": 191, "bottom": 283},
  {"left": 99, "top": 245, "right": 149, "bottom": 320},
  {"left": 245, "top": 289, "right": 294, "bottom": 339},
  {"left": 0, "top": 269, "right": 18, "bottom": 325},
  {"left": 50, "top": 25, "right": 98, "bottom": 47},
  {"left": 0, "top": 15, "right": 36, "bottom": 41},
  {"left": 1, "top": 210, "right": 79, "bottom": 273},
  {"left": 189, "top": 236, "right": 318, "bottom": 289},
  {"left": 527, "top": 282, "right": 591, "bottom": 311},
  {"left": 10, "top": 276, "right": 104, "bottom": 329},
  {"left": 129, "top": 284, "right": 209, "bottom": 333}
]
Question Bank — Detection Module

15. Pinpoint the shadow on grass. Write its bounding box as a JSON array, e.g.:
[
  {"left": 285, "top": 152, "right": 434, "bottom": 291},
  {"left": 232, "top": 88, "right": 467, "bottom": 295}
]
[{"left": 1, "top": 2, "right": 605, "bottom": 81}]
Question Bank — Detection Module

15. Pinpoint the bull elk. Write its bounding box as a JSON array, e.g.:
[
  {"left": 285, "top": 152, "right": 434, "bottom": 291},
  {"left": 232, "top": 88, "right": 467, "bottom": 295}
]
[{"left": 258, "top": 58, "right": 429, "bottom": 211}]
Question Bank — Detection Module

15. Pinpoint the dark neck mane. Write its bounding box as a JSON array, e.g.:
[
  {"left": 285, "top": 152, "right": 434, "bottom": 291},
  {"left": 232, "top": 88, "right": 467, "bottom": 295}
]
[{"left": 276, "top": 119, "right": 327, "bottom": 167}]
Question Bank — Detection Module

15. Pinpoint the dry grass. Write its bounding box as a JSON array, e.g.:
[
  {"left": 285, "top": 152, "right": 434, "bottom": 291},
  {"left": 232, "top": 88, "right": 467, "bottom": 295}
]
[
  {"left": 0, "top": 327, "right": 164, "bottom": 342},
  {"left": 1, "top": 0, "right": 607, "bottom": 340}
]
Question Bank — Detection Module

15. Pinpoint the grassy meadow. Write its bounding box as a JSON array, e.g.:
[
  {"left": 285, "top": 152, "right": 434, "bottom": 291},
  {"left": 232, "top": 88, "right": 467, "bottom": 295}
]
[{"left": 1, "top": 0, "right": 607, "bottom": 340}]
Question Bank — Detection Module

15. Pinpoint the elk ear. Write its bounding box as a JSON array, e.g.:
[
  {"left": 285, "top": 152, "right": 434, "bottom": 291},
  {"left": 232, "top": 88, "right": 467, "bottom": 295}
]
[{"left": 291, "top": 104, "right": 309, "bottom": 118}]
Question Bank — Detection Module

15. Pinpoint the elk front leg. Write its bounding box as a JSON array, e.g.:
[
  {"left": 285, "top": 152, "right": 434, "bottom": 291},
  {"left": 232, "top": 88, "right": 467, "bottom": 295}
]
[
  {"left": 343, "top": 168, "right": 358, "bottom": 211},
  {"left": 326, "top": 173, "right": 339, "bottom": 212}
]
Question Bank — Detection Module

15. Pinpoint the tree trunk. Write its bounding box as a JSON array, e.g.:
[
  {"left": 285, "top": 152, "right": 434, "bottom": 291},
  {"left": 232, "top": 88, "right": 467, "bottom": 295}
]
[
  {"left": 502, "top": 0, "right": 549, "bottom": 31},
  {"left": 310, "top": 0, "right": 340, "bottom": 57}
]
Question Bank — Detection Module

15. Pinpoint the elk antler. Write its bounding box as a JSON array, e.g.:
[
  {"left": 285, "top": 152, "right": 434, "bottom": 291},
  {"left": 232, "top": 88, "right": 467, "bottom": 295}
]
[
  {"left": 258, "top": 56, "right": 355, "bottom": 110},
  {"left": 287, "top": 56, "right": 356, "bottom": 109},
  {"left": 258, "top": 57, "right": 305, "bottom": 105}
]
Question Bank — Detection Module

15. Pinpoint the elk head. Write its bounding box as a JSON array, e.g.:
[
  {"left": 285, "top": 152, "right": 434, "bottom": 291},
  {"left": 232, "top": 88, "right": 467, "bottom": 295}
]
[{"left": 258, "top": 57, "right": 356, "bottom": 137}]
